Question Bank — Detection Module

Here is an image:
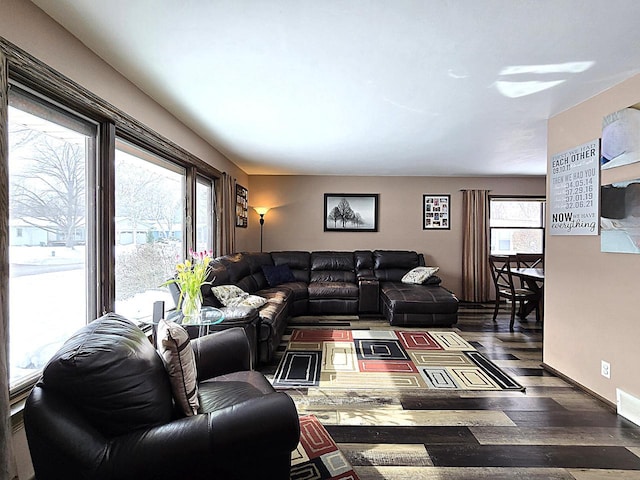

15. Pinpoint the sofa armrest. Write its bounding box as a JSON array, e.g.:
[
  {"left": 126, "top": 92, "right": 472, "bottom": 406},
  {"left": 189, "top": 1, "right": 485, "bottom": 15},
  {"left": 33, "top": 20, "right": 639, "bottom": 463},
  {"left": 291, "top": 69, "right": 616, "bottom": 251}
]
[
  {"left": 208, "top": 392, "right": 300, "bottom": 454},
  {"left": 192, "top": 327, "right": 251, "bottom": 379},
  {"left": 108, "top": 414, "right": 212, "bottom": 479},
  {"left": 358, "top": 276, "right": 379, "bottom": 313},
  {"left": 107, "top": 393, "right": 299, "bottom": 479}
]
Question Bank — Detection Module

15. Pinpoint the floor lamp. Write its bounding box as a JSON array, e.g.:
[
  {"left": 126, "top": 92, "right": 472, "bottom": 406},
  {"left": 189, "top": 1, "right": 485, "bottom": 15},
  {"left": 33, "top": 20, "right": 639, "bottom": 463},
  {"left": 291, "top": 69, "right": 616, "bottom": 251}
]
[{"left": 253, "top": 207, "right": 270, "bottom": 252}]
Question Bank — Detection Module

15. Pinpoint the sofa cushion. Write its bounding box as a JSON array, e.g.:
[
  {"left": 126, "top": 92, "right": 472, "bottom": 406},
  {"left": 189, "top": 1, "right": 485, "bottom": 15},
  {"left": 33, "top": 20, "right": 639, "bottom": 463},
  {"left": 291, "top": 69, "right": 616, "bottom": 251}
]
[
  {"left": 401, "top": 266, "right": 440, "bottom": 284},
  {"left": 310, "top": 270, "right": 356, "bottom": 283},
  {"left": 380, "top": 283, "right": 458, "bottom": 314},
  {"left": 41, "top": 313, "right": 174, "bottom": 437},
  {"left": 308, "top": 282, "right": 359, "bottom": 299},
  {"left": 156, "top": 319, "right": 200, "bottom": 416},
  {"left": 262, "top": 264, "right": 296, "bottom": 287},
  {"left": 198, "top": 371, "right": 275, "bottom": 413}
]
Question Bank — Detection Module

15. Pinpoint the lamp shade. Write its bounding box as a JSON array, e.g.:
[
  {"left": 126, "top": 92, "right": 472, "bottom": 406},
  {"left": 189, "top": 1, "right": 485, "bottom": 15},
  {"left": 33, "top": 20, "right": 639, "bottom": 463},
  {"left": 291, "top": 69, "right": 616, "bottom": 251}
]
[{"left": 253, "top": 207, "right": 270, "bottom": 216}]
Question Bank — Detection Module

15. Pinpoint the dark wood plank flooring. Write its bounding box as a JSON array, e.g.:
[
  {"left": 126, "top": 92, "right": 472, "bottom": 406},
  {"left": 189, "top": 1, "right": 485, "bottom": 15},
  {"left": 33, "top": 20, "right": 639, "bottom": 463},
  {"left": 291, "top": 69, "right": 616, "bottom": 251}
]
[{"left": 260, "top": 303, "right": 640, "bottom": 479}]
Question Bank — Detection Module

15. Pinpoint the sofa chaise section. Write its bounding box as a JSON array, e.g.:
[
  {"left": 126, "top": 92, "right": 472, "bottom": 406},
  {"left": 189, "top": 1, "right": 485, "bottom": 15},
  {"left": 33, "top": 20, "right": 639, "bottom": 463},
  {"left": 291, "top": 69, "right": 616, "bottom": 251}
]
[{"left": 374, "top": 250, "right": 459, "bottom": 327}]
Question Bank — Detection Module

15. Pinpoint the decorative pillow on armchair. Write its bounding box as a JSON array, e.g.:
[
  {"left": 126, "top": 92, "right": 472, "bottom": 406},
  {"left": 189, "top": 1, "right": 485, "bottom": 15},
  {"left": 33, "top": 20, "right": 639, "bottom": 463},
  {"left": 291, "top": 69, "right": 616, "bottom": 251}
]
[
  {"left": 262, "top": 264, "right": 296, "bottom": 287},
  {"left": 156, "top": 319, "right": 199, "bottom": 416},
  {"left": 401, "top": 266, "right": 440, "bottom": 284}
]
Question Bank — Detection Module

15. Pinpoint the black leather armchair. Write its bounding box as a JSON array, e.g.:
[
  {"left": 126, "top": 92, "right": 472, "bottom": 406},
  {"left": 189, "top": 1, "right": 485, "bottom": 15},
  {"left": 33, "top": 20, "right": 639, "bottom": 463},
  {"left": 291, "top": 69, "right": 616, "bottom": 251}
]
[{"left": 24, "top": 313, "right": 300, "bottom": 480}]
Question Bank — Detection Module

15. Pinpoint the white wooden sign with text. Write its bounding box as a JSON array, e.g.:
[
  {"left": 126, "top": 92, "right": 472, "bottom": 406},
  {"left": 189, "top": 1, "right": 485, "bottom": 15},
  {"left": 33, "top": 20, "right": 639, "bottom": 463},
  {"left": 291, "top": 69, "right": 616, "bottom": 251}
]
[{"left": 550, "top": 139, "right": 600, "bottom": 235}]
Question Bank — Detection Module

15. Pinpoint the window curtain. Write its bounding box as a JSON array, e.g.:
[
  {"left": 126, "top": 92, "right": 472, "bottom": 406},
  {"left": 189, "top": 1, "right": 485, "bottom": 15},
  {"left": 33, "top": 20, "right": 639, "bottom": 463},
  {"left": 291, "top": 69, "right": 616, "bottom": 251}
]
[
  {"left": 218, "top": 173, "right": 236, "bottom": 256},
  {"left": 461, "top": 189, "right": 491, "bottom": 302},
  {"left": 0, "top": 50, "right": 14, "bottom": 480}
]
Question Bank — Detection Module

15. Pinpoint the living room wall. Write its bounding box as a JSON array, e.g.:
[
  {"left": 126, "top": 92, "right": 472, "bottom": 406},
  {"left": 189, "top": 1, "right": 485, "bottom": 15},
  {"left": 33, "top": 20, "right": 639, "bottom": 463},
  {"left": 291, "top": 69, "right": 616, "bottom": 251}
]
[
  {"left": 546, "top": 73, "right": 640, "bottom": 406},
  {"left": 243, "top": 175, "right": 545, "bottom": 296}
]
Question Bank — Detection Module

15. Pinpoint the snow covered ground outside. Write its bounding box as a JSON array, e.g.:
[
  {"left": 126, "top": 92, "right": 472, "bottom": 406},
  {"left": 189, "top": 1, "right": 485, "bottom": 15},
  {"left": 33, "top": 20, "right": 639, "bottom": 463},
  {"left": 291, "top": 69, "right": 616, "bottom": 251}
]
[{"left": 9, "top": 245, "right": 174, "bottom": 388}]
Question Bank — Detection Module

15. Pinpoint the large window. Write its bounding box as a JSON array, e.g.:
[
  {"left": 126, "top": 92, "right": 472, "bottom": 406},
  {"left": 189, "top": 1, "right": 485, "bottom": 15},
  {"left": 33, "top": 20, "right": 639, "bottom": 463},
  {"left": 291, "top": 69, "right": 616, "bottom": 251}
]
[
  {"left": 8, "top": 87, "right": 97, "bottom": 391},
  {"left": 196, "top": 175, "right": 215, "bottom": 253},
  {"left": 3, "top": 42, "right": 221, "bottom": 400},
  {"left": 114, "top": 140, "right": 186, "bottom": 319},
  {"left": 490, "top": 197, "right": 545, "bottom": 255}
]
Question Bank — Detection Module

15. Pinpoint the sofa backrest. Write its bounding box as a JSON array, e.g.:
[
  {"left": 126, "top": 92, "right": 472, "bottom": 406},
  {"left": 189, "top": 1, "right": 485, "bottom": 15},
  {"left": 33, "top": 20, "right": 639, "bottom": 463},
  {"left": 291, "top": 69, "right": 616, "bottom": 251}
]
[
  {"left": 271, "top": 251, "right": 310, "bottom": 283},
  {"left": 373, "top": 250, "right": 424, "bottom": 282},
  {"left": 241, "top": 252, "right": 274, "bottom": 291},
  {"left": 309, "top": 251, "right": 356, "bottom": 283}
]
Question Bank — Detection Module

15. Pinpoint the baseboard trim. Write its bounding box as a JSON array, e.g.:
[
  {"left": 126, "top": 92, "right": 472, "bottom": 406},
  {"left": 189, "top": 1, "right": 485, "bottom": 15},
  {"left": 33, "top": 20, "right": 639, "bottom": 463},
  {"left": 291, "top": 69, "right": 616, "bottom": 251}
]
[{"left": 541, "top": 362, "right": 617, "bottom": 413}]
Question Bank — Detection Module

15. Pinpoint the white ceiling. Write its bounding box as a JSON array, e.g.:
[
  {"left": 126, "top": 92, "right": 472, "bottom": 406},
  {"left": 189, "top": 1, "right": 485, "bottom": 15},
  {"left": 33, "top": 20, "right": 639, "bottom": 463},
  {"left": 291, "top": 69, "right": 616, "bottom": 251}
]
[{"left": 31, "top": 0, "right": 640, "bottom": 176}]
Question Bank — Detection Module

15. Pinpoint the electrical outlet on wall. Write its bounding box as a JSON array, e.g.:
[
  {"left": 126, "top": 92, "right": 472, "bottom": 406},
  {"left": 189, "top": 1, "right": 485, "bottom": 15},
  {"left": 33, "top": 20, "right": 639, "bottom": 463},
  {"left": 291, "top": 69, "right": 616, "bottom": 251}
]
[{"left": 601, "top": 360, "right": 611, "bottom": 379}]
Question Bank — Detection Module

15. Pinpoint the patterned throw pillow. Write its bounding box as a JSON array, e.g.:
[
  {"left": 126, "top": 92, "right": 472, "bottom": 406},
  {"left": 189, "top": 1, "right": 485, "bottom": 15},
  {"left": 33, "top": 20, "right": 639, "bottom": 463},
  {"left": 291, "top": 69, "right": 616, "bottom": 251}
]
[
  {"left": 211, "top": 285, "right": 267, "bottom": 309},
  {"left": 401, "top": 266, "right": 440, "bottom": 284},
  {"left": 211, "top": 285, "right": 247, "bottom": 306},
  {"left": 156, "top": 319, "right": 199, "bottom": 416},
  {"left": 228, "top": 294, "right": 268, "bottom": 309}
]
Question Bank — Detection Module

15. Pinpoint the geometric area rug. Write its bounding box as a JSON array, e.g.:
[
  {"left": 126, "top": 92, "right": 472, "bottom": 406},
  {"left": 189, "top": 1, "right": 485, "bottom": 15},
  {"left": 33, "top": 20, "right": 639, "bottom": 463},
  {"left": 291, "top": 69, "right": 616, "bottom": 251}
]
[
  {"left": 274, "top": 329, "right": 524, "bottom": 391},
  {"left": 291, "top": 415, "right": 359, "bottom": 480}
]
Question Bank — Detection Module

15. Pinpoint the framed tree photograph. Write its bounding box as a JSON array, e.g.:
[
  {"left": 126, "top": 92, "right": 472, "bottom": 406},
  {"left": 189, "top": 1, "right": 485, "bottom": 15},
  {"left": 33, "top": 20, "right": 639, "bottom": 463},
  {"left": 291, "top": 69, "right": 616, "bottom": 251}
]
[
  {"left": 423, "top": 194, "right": 450, "bottom": 230},
  {"left": 324, "top": 194, "right": 379, "bottom": 232}
]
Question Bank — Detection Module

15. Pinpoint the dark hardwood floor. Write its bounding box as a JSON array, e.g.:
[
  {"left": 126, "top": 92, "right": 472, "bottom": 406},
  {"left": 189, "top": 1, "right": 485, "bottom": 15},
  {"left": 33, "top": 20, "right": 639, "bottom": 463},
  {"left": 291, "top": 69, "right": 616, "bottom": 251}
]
[{"left": 260, "top": 303, "right": 640, "bottom": 480}]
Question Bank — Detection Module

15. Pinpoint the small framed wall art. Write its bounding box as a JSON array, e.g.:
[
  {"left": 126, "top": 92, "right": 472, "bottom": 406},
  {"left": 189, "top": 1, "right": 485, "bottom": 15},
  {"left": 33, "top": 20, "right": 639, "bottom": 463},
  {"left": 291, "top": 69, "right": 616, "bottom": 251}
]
[
  {"left": 423, "top": 194, "right": 450, "bottom": 230},
  {"left": 235, "top": 184, "right": 248, "bottom": 228}
]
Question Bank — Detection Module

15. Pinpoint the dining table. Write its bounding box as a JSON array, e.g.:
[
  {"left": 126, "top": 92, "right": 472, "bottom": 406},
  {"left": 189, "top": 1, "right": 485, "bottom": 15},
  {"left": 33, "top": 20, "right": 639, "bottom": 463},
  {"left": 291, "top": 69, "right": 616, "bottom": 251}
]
[{"left": 511, "top": 267, "right": 544, "bottom": 320}]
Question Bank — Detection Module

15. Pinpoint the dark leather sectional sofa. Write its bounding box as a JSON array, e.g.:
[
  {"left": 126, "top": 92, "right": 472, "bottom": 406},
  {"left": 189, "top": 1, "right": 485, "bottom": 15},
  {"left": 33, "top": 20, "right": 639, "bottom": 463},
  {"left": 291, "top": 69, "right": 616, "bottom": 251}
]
[{"left": 185, "top": 249, "right": 459, "bottom": 364}]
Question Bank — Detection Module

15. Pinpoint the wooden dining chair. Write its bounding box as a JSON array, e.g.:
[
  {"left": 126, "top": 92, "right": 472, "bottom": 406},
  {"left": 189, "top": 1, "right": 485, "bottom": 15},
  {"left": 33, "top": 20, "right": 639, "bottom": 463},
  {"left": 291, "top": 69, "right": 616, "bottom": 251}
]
[
  {"left": 489, "top": 254, "right": 540, "bottom": 331},
  {"left": 515, "top": 252, "right": 544, "bottom": 268},
  {"left": 515, "top": 252, "right": 544, "bottom": 290}
]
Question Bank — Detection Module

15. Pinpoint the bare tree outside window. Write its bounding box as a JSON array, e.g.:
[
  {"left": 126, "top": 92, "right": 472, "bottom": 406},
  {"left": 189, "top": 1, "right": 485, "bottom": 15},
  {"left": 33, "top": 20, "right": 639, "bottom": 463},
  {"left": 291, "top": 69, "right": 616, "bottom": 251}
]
[{"left": 10, "top": 130, "right": 85, "bottom": 247}]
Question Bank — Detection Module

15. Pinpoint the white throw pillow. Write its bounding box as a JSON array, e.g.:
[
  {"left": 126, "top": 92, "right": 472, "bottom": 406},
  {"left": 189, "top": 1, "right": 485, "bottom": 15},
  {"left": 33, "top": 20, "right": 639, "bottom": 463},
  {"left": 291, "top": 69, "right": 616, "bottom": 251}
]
[
  {"left": 156, "top": 319, "right": 199, "bottom": 416},
  {"left": 401, "top": 266, "right": 440, "bottom": 284}
]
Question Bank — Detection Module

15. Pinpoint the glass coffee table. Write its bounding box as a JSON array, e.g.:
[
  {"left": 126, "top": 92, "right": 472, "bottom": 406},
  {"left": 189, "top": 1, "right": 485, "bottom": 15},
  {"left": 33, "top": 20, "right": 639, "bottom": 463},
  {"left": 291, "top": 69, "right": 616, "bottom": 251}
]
[{"left": 166, "top": 306, "right": 226, "bottom": 338}]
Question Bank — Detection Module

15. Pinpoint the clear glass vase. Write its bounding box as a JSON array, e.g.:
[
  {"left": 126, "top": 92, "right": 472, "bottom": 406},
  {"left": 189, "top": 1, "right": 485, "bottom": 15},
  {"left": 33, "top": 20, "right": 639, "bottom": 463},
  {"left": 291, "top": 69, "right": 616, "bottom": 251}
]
[{"left": 180, "top": 290, "right": 202, "bottom": 325}]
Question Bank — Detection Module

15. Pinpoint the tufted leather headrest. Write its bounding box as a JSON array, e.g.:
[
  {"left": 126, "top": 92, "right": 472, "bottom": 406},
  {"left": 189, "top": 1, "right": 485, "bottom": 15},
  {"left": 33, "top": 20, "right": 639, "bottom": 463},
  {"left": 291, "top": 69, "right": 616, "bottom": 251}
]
[
  {"left": 373, "top": 250, "right": 419, "bottom": 270},
  {"left": 310, "top": 251, "right": 354, "bottom": 271}
]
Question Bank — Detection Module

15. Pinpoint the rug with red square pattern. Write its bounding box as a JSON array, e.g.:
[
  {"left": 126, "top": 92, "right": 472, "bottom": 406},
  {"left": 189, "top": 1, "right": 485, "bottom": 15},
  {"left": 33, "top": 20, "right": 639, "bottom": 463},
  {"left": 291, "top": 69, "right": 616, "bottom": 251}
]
[
  {"left": 274, "top": 329, "right": 523, "bottom": 391},
  {"left": 292, "top": 415, "right": 359, "bottom": 480}
]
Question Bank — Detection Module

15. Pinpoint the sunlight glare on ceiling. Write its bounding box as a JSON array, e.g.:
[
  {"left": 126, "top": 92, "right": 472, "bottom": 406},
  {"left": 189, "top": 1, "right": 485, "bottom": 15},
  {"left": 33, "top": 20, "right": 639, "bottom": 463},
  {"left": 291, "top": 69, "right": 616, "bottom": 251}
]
[
  {"left": 495, "top": 80, "right": 566, "bottom": 98},
  {"left": 494, "top": 61, "right": 595, "bottom": 98},
  {"left": 499, "top": 61, "right": 594, "bottom": 75}
]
